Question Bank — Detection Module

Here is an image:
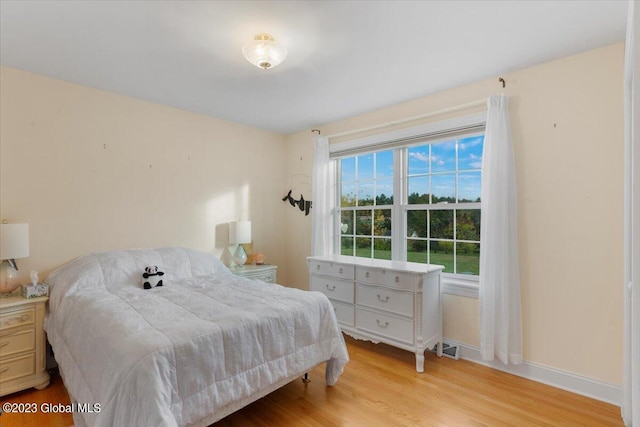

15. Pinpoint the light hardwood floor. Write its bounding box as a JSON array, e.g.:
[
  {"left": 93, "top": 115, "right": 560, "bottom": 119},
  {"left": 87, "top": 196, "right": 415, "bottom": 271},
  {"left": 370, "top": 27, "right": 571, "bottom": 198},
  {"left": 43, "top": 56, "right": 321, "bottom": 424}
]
[{"left": 0, "top": 336, "right": 623, "bottom": 426}]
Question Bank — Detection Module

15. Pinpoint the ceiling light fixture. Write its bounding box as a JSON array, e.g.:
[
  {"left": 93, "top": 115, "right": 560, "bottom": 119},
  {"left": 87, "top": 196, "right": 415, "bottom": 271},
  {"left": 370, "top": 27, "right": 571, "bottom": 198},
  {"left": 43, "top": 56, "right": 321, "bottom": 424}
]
[{"left": 242, "top": 33, "right": 287, "bottom": 70}]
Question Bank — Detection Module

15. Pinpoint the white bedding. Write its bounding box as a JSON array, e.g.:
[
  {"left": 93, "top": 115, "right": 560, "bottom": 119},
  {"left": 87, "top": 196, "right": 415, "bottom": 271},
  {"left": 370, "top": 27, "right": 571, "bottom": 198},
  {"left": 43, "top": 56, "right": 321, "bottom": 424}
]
[{"left": 44, "top": 247, "right": 349, "bottom": 427}]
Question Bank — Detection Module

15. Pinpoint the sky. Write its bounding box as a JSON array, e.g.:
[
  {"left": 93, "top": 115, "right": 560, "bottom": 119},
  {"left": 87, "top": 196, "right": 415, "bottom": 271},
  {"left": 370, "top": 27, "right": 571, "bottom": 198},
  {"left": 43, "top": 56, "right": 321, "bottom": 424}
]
[{"left": 341, "top": 135, "right": 484, "bottom": 204}]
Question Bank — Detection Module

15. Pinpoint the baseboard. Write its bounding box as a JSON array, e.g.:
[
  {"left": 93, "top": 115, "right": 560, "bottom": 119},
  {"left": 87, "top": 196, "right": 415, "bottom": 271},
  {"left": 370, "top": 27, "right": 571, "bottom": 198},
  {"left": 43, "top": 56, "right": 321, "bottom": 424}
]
[{"left": 443, "top": 338, "right": 622, "bottom": 406}]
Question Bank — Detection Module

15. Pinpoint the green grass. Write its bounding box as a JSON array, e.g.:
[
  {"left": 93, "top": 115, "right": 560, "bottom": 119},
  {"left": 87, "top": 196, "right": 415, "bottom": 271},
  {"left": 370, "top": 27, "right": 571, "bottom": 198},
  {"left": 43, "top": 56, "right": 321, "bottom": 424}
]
[{"left": 345, "top": 248, "right": 479, "bottom": 275}]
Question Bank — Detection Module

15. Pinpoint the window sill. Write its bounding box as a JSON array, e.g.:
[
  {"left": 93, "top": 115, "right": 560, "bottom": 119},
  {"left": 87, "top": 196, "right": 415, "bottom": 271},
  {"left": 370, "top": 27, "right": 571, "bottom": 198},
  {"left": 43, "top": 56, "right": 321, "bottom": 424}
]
[{"left": 442, "top": 277, "right": 479, "bottom": 298}]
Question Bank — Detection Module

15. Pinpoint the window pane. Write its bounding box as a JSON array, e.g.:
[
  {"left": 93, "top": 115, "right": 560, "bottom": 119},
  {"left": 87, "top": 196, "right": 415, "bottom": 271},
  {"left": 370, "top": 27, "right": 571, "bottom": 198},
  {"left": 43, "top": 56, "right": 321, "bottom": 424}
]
[
  {"left": 431, "top": 174, "right": 456, "bottom": 204},
  {"left": 458, "top": 135, "right": 484, "bottom": 170},
  {"left": 458, "top": 171, "right": 481, "bottom": 203},
  {"left": 341, "top": 210, "right": 354, "bottom": 235},
  {"left": 375, "top": 179, "right": 394, "bottom": 205},
  {"left": 341, "top": 237, "right": 354, "bottom": 256},
  {"left": 358, "top": 181, "right": 374, "bottom": 206},
  {"left": 376, "top": 150, "right": 394, "bottom": 178},
  {"left": 456, "top": 242, "right": 480, "bottom": 275},
  {"left": 355, "top": 237, "right": 371, "bottom": 258},
  {"left": 373, "top": 209, "right": 391, "bottom": 236},
  {"left": 456, "top": 209, "right": 481, "bottom": 241},
  {"left": 407, "top": 210, "right": 427, "bottom": 238},
  {"left": 341, "top": 157, "right": 356, "bottom": 182},
  {"left": 356, "top": 212, "right": 372, "bottom": 235},
  {"left": 357, "top": 154, "right": 374, "bottom": 180},
  {"left": 341, "top": 183, "right": 356, "bottom": 207},
  {"left": 430, "top": 241, "right": 453, "bottom": 272},
  {"left": 407, "top": 146, "right": 430, "bottom": 175},
  {"left": 407, "top": 239, "right": 427, "bottom": 263},
  {"left": 407, "top": 176, "right": 429, "bottom": 204},
  {"left": 431, "top": 140, "right": 456, "bottom": 173},
  {"left": 430, "top": 210, "right": 453, "bottom": 239},
  {"left": 373, "top": 238, "right": 391, "bottom": 260}
]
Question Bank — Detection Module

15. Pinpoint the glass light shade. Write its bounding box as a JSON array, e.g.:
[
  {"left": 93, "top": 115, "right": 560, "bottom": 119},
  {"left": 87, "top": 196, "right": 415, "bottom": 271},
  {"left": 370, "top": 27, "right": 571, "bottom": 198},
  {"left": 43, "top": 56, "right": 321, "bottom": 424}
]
[
  {"left": 242, "top": 33, "right": 287, "bottom": 70},
  {"left": 0, "top": 260, "right": 20, "bottom": 294}
]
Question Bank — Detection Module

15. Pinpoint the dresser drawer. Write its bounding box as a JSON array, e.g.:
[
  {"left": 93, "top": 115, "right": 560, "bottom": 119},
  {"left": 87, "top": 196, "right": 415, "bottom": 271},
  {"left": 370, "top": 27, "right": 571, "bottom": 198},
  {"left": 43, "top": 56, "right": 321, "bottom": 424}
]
[
  {"left": 356, "top": 283, "right": 414, "bottom": 317},
  {"left": 0, "top": 329, "right": 35, "bottom": 358},
  {"left": 0, "top": 308, "right": 34, "bottom": 331},
  {"left": 0, "top": 353, "right": 35, "bottom": 383},
  {"left": 309, "top": 260, "right": 354, "bottom": 280},
  {"left": 310, "top": 275, "right": 354, "bottom": 304},
  {"left": 331, "top": 300, "right": 355, "bottom": 326},
  {"left": 356, "top": 267, "right": 418, "bottom": 290},
  {"left": 356, "top": 307, "right": 414, "bottom": 346}
]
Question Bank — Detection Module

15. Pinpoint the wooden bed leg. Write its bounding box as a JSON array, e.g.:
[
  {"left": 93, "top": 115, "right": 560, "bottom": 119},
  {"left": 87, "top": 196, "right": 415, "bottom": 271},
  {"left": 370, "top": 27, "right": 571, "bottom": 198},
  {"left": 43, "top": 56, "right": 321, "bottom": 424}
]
[{"left": 302, "top": 372, "right": 310, "bottom": 384}]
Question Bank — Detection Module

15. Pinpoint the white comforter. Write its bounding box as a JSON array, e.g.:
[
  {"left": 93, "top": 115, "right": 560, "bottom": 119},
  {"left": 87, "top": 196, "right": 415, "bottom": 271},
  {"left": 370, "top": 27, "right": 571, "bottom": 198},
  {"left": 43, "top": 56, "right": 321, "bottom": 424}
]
[{"left": 44, "top": 248, "right": 349, "bottom": 427}]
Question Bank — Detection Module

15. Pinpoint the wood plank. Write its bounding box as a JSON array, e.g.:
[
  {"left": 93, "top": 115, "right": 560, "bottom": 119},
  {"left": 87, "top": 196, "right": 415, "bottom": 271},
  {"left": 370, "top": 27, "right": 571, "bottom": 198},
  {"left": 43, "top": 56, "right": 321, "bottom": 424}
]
[{"left": 0, "top": 336, "right": 623, "bottom": 426}]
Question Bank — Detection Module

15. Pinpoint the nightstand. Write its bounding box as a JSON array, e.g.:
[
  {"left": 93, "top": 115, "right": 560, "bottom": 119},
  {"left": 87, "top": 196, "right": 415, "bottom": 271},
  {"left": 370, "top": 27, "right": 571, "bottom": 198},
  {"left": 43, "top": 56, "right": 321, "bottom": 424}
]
[
  {"left": 0, "top": 295, "right": 50, "bottom": 396},
  {"left": 231, "top": 264, "right": 277, "bottom": 283}
]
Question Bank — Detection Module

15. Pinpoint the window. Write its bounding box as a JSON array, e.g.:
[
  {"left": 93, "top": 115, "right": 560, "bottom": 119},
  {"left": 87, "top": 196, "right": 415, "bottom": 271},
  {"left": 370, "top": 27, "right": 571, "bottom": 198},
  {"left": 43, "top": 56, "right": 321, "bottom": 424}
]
[
  {"left": 335, "top": 124, "right": 484, "bottom": 280},
  {"left": 405, "top": 135, "right": 483, "bottom": 276},
  {"left": 339, "top": 150, "right": 394, "bottom": 259}
]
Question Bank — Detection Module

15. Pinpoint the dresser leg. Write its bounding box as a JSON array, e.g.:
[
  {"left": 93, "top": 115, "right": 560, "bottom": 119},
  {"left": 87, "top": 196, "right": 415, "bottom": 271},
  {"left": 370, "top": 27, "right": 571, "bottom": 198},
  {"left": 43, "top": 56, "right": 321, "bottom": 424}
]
[{"left": 415, "top": 352, "right": 425, "bottom": 373}]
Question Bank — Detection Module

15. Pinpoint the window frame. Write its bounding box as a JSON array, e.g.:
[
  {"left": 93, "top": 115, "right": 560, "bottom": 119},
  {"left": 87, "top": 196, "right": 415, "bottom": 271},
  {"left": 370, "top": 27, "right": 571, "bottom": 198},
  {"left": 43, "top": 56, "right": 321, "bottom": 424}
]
[{"left": 330, "top": 112, "right": 486, "bottom": 297}]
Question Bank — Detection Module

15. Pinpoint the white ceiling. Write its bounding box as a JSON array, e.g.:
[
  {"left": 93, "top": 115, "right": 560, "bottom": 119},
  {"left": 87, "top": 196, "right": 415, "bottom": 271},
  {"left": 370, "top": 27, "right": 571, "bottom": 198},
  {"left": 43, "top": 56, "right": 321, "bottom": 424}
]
[{"left": 0, "top": 1, "right": 628, "bottom": 134}]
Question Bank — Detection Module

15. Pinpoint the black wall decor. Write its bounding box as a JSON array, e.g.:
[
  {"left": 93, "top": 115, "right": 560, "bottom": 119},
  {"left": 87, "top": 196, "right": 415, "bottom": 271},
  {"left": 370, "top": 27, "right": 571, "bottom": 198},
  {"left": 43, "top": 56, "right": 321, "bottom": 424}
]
[{"left": 282, "top": 190, "right": 312, "bottom": 216}]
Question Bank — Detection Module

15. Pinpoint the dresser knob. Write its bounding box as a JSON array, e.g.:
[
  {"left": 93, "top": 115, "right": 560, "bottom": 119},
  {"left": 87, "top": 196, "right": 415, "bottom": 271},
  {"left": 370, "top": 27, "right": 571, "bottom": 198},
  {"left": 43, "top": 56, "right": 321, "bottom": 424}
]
[
  {"left": 394, "top": 276, "right": 400, "bottom": 283},
  {"left": 0, "top": 341, "right": 8, "bottom": 348},
  {"left": 316, "top": 265, "right": 320, "bottom": 270},
  {"left": 365, "top": 272, "right": 370, "bottom": 278},
  {"left": 377, "top": 294, "right": 389, "bottom": 303},
  {"left": 339, "top": 267, "right": 343, "bottom": 274},
  {"left": 376, "top": 319, "right": 389, "bottom": 328},
  {"left": 325, "top": 284, "right": 336, "bottom": 291},
  {"left": 0, "top": 366, "right": 9, "bottom": 373}
]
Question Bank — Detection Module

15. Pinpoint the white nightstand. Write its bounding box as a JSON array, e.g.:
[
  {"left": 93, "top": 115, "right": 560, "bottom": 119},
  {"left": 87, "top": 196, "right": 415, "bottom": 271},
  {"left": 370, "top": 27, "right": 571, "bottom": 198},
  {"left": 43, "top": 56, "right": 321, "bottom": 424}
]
[
  {"left": 231, "top": 264, "right": 277, "bottom": 283},
  {"left": 0, "top": 295, "right": 50, "bottom": 396}
]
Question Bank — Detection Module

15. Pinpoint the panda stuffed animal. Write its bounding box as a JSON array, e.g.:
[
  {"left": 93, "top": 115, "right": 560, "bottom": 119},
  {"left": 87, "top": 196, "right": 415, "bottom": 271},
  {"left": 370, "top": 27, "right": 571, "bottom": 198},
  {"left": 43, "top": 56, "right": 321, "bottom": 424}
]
[{"left": 142, "top": 266, "right": 164, "bottom": 289}]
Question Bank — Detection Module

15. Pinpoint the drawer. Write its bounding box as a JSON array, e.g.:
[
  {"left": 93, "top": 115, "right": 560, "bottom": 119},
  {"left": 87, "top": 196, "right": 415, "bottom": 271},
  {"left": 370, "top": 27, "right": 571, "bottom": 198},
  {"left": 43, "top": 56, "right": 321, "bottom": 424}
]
[
  {"left": 0, "top": 353, "right": 35, "bottom": 383},
  {"left": 0, "top": 329, "right": 35, "bottom": 358},
  {"left": 309, "top": 260, "right": 354, "bottom": 280},
  {"left": 356, "top": 283, "right": 414, "bottom": 317},
  {"left": 356, "top": 267, "right": 418, "bottom": 290},
  {"left": 0, "top": 308, "right": 34, "bottom": 331},
  {"left": 310, "top": 275, "right": 354, "bottom": 304},
  {"left": 248, "top": 271, "right": 276, "bottom": 283},
  {"left": 356, "top": 307, "right": 414, "bottom": 346},
  {"left": 331, "top": 300, "right": 354, "bottom": 326}
]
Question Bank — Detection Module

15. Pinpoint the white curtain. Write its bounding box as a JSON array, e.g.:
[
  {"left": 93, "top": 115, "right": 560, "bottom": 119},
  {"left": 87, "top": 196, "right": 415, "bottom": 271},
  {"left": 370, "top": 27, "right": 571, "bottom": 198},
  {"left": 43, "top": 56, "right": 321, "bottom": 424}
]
[
  {"left": 479, "top": 95, "right": 522, "bottom": 365},
  {"left": 623, "top": 1, "right": 639, "bottom": 425},
  {"left": 311, "top": 135, "right": 335, "bottom": 257}
]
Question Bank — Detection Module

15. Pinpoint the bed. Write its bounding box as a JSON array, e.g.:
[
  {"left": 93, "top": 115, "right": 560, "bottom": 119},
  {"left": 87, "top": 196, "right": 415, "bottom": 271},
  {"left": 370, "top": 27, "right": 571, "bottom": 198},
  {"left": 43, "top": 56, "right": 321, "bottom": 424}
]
[{"left": 44, "top": 247, "right": 349, "bottom": 427}]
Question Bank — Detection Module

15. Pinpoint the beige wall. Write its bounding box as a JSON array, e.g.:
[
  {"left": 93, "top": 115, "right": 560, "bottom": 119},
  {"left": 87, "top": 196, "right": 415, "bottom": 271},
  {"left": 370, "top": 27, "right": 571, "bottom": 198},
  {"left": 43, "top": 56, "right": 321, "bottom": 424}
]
[
  {"left": 0, "top": 66, "right": 288, "bottom": 282},
  {"left": 285, "top": 43, "right": 624, "bottom": 385}
]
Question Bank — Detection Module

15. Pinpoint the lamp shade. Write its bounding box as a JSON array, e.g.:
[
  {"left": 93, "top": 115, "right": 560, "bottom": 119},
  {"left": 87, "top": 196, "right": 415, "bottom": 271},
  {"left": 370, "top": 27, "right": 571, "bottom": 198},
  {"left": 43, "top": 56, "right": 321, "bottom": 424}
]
[
  {"left": 229, "top": 221, "right": 251, "bottom": 244},
  {"left": 0, "top": 223, "right": 29, "bottom": 260},
  {"left": 242, "top": 33, "right": 287, "bottom": 70}
]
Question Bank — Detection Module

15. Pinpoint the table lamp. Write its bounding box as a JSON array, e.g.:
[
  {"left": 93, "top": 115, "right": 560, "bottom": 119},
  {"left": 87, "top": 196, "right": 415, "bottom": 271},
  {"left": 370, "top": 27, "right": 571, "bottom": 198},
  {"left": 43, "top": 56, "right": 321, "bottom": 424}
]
[{"left": 0, "top": 222, "right": 30, "bottom": 295}]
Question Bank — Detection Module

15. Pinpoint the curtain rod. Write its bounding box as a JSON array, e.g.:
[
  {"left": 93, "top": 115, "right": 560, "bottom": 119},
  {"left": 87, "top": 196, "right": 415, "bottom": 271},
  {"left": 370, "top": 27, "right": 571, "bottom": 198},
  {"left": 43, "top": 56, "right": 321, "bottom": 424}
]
[{"left": 323, "top": 97, "right": 488, "bottom": 140}]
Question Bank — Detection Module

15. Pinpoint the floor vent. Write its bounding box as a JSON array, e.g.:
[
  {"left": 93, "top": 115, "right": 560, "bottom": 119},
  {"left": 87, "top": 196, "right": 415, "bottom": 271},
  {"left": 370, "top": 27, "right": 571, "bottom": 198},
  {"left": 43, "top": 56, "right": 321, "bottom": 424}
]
[{"left": 431, "top": 342, "right": 460, "bottom": 360}]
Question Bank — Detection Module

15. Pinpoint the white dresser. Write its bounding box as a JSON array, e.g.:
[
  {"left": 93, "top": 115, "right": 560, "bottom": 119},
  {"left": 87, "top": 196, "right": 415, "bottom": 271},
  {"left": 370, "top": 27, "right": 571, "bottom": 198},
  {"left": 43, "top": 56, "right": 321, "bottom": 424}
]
[{"left": 307, "top": 255, "right": 443, "bottom": 372}]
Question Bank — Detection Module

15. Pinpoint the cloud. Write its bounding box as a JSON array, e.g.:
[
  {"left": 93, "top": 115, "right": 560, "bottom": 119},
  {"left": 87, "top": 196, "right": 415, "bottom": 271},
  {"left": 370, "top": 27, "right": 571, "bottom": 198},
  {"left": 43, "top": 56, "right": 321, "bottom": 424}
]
[
  {"left": 470, "top": 161, "right": 482, "bottom": 168},
  {"left": 459, "top": 136, "right": 484, "bottom": 151},
  {"left": 409, "top": 151, "right": 429, "bottom": 162}
]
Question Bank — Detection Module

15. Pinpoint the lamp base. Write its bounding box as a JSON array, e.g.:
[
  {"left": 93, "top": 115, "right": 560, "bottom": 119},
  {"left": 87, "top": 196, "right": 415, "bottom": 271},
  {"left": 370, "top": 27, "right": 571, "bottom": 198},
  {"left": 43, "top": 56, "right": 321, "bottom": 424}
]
[
  {"left": 233, "top": 245, "right": 248, "bottom": 267},
  {"left": 0, "top": 259, "right": 21, "bottom": 295},
  {"left": 220, "top": 247, "right": 233, "bottom": 267}
]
